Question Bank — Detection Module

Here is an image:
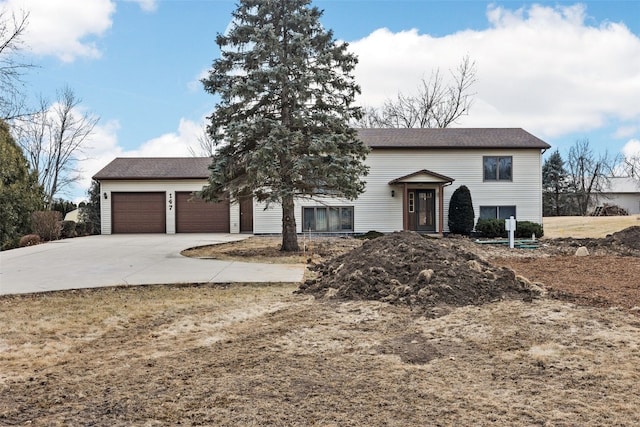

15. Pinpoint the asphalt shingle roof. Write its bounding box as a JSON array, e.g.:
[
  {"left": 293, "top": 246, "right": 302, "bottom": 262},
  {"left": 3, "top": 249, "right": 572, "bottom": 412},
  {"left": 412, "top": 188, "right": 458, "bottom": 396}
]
[
  {"left": 93, "top": 157, "right": 212, "bottom": 180},
  {"left": 93, "top": 129, "right": 550, "bottom": 180},
  {"left": 357, "top": 128, "right": 551, "bottom": 149}
]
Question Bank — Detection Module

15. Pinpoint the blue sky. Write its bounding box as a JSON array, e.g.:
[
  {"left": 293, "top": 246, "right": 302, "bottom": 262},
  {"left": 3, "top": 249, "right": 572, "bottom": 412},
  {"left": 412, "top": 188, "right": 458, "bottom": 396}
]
[{"left": 3, "top": 0, "right": 640, "bottom": 202}]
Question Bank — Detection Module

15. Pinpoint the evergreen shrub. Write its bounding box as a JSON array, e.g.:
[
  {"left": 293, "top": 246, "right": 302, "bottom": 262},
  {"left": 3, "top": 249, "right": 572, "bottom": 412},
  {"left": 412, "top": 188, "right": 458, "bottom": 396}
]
[{"left": 448, "top": 185, "right": 475, "bottom": 235}]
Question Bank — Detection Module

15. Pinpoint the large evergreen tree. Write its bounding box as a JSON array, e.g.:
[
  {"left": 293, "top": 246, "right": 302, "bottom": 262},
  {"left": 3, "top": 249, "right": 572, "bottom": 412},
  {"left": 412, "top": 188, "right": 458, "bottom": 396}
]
[
  {"left": 201, "top": 0, "right": 369, "bottom": 251},
  {"left": 542, "top": 149, "right": 568, "bottom": 216},
  {"left": 0, "top": 120, "right": 43, "bottom": 249}
]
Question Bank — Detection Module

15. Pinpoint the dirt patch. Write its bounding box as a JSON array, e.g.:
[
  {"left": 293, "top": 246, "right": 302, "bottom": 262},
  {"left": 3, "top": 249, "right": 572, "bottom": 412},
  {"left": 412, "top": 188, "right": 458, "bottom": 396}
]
[
  {"left": 299, "top": 231, "right": 541, "bottom": 316},
  {"left": 2, "top": 226, "right": 639, "bottom": 425},
  {"left": 2, "top": 284, "right": 640, "bottom": 426},
  {"left": 181, "top": 235, "right": 362, "bottom": 264},
  {"left": 493, "top": 255, "right": 640, "bottom": 312}
]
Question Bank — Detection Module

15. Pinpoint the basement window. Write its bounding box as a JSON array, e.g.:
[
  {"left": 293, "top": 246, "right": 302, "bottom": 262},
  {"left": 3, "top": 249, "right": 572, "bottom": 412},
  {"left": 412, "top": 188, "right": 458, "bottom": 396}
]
[{"left": 479, "top": 205, "right": 517, "bottom": 220}]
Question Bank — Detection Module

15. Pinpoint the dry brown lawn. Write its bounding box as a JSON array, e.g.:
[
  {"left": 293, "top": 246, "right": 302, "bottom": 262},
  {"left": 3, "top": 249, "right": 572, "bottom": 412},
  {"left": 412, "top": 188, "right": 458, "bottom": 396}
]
[
  {"left": 543, "top": 214, "right": 640, "bottom": 238},
  {"left": 2, "top": 218, "right": 640, "bottom": 426}
]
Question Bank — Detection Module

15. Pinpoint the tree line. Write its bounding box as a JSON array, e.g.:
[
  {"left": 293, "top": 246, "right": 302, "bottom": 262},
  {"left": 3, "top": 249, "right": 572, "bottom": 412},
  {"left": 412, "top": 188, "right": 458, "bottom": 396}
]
[
  {"left": 0, "top": 9, "right": 100, "bottom": 249},
  {"left": 542, "top": 139, "right": 638, "bottom": 216}
]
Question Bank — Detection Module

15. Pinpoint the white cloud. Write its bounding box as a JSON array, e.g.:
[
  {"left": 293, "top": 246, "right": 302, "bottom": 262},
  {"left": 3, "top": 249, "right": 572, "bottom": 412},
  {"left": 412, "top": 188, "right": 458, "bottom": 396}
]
[
  {"left": 188, "top": 68, "right": 210, "bottom": 92},
  {"left": 127, "top": 118, "right": 203, "bottom": 157},
  {"left": 124, "top": 0, "right": 157, "bottom": 13},
  {"left": 72, "top": 118, "right": 205, "bottom": 201},
  {"left": 622, "top": 139, "right": 640, "bottom": 158},
  {"left": 349, "top": 3, "right": 640, "bottom": 139},
  {"left": 1, "top": 0, "right": 115, "bottom": 62},
  {"left": 614, "top": 126, "right": 638, "bottom": 139}
]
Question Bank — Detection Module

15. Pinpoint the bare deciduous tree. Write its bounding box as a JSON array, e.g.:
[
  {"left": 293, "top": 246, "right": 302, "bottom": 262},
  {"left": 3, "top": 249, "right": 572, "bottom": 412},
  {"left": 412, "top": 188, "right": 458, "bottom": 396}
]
[
  {"left": 566, "top": 138, "right": 617, "bottom": 216},
  {"left": 358, "top": 55, "right": 477, "bottom": 128},
  {"left": 188, "top": 126, "right": 215, "bottom": 157},
  {"left": 623, "top": 153, "right": 640, "bottom": 182},
  {"left": 0, "top": 8, "right": 31, "bottom": 120},
  {"left": 15, "top": 87, "right": 99, "bottom": 208}
]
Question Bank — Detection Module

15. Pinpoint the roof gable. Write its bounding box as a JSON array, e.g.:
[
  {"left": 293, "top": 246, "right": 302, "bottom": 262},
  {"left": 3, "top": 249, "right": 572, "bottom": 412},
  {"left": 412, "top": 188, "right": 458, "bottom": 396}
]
[
  {"left": 389, "top": 169, "right": 455, "bottom": 185},
  {"left": 358, "top": 128, "right": 551, "bottom": 149},
  {"left": 93, "top": 157, "right": 211, "bottom": 180}
]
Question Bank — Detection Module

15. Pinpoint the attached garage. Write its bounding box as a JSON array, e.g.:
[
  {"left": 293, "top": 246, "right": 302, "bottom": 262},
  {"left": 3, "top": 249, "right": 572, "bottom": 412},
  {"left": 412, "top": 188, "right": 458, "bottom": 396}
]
[
  {"left": 112, "top": 192, "right": 166, "bottom": 233},
  {"left": 175, "top": 192, "right": 229, "bottom": 233},
  {"left": 94, "top": 157, "right": 243, "bottom": 234}
]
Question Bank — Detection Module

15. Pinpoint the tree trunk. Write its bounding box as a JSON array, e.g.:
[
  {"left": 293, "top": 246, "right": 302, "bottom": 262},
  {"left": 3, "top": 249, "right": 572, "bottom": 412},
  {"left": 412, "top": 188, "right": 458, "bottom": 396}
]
[{"left": 281, "top": 194, "right": 299, "bottom": 252}]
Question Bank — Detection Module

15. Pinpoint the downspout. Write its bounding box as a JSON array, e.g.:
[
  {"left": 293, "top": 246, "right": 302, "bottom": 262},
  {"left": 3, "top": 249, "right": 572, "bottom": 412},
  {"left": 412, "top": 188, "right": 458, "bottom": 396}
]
[
  {"left": 439, "top": 181, "right": 453, "bottom": 234},
  {"left": 403, "top": 183, "right": 408, "bottom": 231}
]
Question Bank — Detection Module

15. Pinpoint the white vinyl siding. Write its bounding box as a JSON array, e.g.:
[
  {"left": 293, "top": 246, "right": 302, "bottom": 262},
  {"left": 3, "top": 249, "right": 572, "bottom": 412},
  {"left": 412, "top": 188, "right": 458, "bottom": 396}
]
[{"left": 253, "top": 148, "right": 544, "bottom": 234}]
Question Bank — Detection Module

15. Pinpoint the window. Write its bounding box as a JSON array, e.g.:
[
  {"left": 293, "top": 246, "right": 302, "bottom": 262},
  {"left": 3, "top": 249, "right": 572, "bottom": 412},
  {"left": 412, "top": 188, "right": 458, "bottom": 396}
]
[
  {"left": 408, "top": 192, "right": 415, "bottom": 213},
  {"left": 483, "top": 156, "right": 512, "bottom": 181},
  {"left": 479, "top": 206, "right": 516, "bottom": 220},
  {"left": 303, "top": 206, "right": 353, "bottom": 232}
]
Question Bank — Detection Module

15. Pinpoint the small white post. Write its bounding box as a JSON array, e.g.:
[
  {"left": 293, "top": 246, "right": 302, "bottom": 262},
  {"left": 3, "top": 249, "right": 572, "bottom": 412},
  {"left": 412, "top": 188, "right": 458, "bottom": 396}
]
[{"left": 505, "top": 216, "right": 516, "bottom": 249}]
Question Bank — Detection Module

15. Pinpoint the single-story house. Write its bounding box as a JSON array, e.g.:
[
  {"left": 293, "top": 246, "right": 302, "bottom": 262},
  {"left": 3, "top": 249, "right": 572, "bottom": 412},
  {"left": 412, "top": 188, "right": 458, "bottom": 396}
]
[
  {"left": 93, "top": 128, "right": 551, "bottom": 235},
  {"left": 591, "top": 177, "right": 640, "bottom": 214}
]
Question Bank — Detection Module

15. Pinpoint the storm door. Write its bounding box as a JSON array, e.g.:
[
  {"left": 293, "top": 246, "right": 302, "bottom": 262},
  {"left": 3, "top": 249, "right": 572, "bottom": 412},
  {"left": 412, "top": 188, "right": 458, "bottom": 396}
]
[{"left": 408, "top": 189, "right": 436, "bottom": 232}]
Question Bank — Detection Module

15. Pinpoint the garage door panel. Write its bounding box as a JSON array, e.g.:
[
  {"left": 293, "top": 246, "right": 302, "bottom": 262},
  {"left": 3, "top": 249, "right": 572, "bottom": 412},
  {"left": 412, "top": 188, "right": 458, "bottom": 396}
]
[
  {"left": 112, "top": 192, "right": 165, "bottom": 233},
  {"left": 176, "top": 192, "right": 229, "bottom": 233}
]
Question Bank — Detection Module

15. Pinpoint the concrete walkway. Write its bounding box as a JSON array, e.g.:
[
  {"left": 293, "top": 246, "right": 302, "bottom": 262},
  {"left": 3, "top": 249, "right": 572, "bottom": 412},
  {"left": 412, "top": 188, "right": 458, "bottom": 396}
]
[{"left": 0, "top": 234, "right": 306, "bottom": 295}]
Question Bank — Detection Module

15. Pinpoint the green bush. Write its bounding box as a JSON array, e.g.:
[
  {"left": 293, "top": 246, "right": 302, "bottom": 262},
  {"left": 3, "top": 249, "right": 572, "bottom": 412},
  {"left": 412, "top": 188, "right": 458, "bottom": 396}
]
[
  {"left": 515, "top": 221, "right": 544, "bottom": 238},
  {"left": 19, "top": 234, "right": 42, "bottom": 247},
  {"left": 475, "top": 218, "right": 544, "bottom": 238},
  {"left": 61, "top": 220, "right": 77, "bottom": 238},
  {"left": 2, "top": 236, "right": 21, "bottom": 251},
  {"left": 31, "top": 211, "right": 62, "bottom": 241},
  {"left": 475, "top": 218, "right": 506, "bottom": 238},
  {"left": 448, "top": 185, "right": 475, "bottom": 235}
]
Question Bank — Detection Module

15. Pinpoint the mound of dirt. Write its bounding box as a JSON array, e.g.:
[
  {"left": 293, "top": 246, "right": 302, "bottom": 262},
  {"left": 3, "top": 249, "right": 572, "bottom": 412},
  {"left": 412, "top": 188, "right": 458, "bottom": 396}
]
[
  {"left": 611, "top": 226, "right": 640, "bottom": 250},
  {"left": 551, "top": 226, "right": 640, "bottom": 256},
  {"left": 299, "top": 231, "right": 541, "bottom": 316}
]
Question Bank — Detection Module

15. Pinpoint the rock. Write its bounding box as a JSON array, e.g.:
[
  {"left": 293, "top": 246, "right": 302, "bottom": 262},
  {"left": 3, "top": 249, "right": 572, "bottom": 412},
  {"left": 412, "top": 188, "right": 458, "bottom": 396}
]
[
  {"left": 418, "top": 269, "right": 434, "bottom": 284},
  {"left": 575, "top": 246, "right": 589, "bottom": 257}
]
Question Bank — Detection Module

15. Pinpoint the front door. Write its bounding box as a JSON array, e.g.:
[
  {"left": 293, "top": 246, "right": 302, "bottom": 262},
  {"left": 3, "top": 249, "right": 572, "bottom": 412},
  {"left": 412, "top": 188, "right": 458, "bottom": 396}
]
[
  {"left": 239, "top": 196, "right": 253, "bottom": 233},
  {"left": 408, "top": 189, "right": 436, "bottom": 232}
]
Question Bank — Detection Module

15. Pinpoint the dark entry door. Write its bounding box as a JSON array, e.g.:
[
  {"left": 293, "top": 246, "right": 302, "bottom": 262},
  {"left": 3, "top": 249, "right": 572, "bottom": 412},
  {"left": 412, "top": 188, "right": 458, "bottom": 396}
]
[
  {"left": 239, "top": 196, "right": 253, "bottom": 233},
  {"left": 408, "top": 190, "right": 436, "bottom": 232}
]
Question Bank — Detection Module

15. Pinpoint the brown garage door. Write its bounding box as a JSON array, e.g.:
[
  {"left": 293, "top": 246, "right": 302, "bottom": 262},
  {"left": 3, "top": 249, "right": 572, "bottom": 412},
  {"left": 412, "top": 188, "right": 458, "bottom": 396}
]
[
  {"left": 175, "top": 192, "right": 229, "bottom": 233},
  {"left": 112, "top": 192, "right": 166, "bottom": 233}
]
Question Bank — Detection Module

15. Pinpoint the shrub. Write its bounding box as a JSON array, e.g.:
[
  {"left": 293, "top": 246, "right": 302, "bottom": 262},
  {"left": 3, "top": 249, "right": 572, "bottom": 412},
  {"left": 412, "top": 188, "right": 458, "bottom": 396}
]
[
  {"left": 61, "top": 220, "right": 77, "bottom": 238},
  {"left": 448, "top": 185, "right": 475, "bottom": 235},
  {"left": 19, "top": 234, "right": 42, "bottom": 247},
  {"left": 1, "top": 236, "right": 21, "bottom": 251},
  {"left": 31, "top": 211, "right": 62, "bottom": 241},
  {"left": 515, "top": 221, "right": 544, "bottom": 238},
  {"left": 475, "top": 218, "right": 544, "bottom": 239},
  {"left": 475, "top": 218, "right": 506, "bottom": 238},
  {"left": 75, "top": 222, "right": 88, "bottom": 236}
]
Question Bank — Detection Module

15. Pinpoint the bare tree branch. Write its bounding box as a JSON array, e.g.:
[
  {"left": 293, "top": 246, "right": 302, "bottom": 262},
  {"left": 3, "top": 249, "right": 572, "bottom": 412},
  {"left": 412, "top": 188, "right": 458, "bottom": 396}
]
[
  {"left": 0, "top": 8, "right": 32, "bottom": 120},
  {"left": 188, "top": 126, "right": 216, "bottom": 157},
  {"left": 357, "top": 55, "right": 477, "bottom": 128},
  {"left": 14, "top": 87, "right": 99, "bottom": 208},
  {"left": 566, "top": 138, "right": 617, "bottom": 215}
]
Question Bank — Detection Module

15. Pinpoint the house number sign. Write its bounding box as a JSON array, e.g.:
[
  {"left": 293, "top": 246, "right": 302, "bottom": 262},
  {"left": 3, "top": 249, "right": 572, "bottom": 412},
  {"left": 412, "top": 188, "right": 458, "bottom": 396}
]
[{"left": 168, "top": 193, "right": 173, "bottom": 210}]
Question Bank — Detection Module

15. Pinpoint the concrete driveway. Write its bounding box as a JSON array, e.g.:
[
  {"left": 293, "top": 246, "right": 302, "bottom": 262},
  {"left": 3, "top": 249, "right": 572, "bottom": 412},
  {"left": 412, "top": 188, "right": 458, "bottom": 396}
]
[{"left": 0, "top": 234, "right": 306, "bottom": 295}]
